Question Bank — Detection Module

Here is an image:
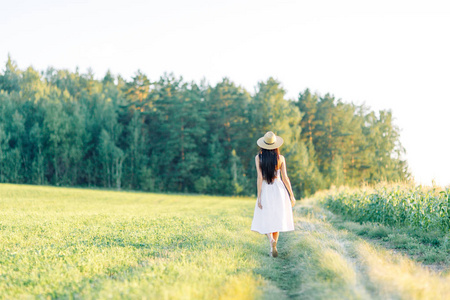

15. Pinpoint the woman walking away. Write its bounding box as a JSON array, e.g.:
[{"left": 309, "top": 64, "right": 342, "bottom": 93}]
[{"left": 251, "top": 131, "right": 296, "bottom": 257}]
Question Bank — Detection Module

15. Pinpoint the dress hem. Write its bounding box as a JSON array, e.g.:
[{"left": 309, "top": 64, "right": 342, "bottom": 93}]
[{"left": 251, "top": 228, "right": 295, "bottom": 235}]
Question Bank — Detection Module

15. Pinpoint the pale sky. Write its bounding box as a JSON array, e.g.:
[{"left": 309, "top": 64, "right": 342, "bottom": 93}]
[{"left": 1, "top": 0, "right": 450, "bottom": 186}]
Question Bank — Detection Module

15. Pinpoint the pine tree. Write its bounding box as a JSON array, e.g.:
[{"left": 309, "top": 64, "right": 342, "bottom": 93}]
[
  {"left": 151, "top": 74, "right": 207, "bottom": 192},
  {"left": 0, "top": 55, "right": 21, "bottom": 93}
]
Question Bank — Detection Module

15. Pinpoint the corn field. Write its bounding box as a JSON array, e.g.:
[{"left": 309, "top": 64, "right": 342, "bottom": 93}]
[{"left": 321, "top": 185, "right": 450, "bottom": 231}]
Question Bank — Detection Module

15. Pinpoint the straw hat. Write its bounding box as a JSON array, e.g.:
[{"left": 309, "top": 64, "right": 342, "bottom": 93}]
[{"left": 257, "top": 131, "right": 284, "bottom": 150}]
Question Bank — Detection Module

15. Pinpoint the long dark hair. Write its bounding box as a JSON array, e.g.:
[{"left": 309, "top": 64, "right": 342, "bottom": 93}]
[{"left": 259, "top": 148, "right": 281, "bottom": 184}]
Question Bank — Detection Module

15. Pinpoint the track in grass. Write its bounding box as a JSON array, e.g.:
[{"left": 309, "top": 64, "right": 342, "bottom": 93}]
[{"left": 260, "top": 198, "right": 450, "bottom": 299}]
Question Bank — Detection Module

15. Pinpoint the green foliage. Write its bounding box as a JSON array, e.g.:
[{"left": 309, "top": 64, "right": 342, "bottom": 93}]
[
  {"left": 0, "top": 56, "right": 409, "bottom": 196},
  {"left": 321, "top": 185, "right": 450, "bottom": 231},
  {"left": 297, "top": 90, "right": 409, "bottom": 188}
]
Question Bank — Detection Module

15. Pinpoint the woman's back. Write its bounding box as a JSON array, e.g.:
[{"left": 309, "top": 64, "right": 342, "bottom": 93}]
[{"left": 259, "top": 149, "right": 281, "bottom": 184}]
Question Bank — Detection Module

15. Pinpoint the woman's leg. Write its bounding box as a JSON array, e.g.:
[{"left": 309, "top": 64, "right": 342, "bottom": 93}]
[
  {"left": 271, "top": 232, "right": 278, "bottom": 257},
  {"left": 266, "top": 233, "right": 273, "bottom": 255},
  {"left": 273, "top": 232, "right": 279, "bottom": 242}
]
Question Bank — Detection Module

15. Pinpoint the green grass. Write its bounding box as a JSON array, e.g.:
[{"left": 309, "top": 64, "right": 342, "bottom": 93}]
[
  {"left": 0, "top": 183, "right": 271, "bottom": 299},
  {"left": 4, "top": 183, "right": 450, "bottom": 299},
  {"left": 330, "top": 215, "right": 450, "bottom": 267}
]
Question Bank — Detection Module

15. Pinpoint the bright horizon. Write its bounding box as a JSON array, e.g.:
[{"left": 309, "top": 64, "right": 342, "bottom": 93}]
[{"left": 1, "top": 0, "right": 450, "bottom": 186}]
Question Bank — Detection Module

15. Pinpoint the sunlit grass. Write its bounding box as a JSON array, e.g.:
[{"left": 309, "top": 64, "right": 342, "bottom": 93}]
[
  {"left": 357, "top": 241, "right": 450, "bottom": 300},
  {"left": 0, "top": 184, "right": 265, "bottom": 299},
  {"left": 284, "top": 197, "right": 450, "bottom": 299},
  {"left": 3, "top": 183, "right": 450, "bottom": 299}
]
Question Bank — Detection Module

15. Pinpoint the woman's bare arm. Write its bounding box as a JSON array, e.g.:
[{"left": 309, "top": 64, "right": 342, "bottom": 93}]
[
  {"left": 255, "top": 155, "right": 263, "bottom": 209},
  {"left": 280, "top": 155, "right": 296, "bottom": 206}
]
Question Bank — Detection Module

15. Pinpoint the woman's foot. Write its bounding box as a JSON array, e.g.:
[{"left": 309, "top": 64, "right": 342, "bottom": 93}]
[{"left": 271, "top": 239, "right": 278, "bottom": 257}]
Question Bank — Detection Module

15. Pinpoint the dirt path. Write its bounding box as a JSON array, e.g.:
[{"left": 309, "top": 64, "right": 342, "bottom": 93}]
[{"left": 258, "top": 199, "right": 450, "bottom": 300}]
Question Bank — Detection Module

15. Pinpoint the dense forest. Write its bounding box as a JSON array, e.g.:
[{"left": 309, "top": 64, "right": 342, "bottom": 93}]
[{"left": 0, "top": 56, "right": 409, "bottom": 197}]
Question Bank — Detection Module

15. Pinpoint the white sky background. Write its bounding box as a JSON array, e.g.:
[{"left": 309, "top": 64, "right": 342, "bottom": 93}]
[{"left": 1, "top": 0, "right": 449, "bottom": 186}]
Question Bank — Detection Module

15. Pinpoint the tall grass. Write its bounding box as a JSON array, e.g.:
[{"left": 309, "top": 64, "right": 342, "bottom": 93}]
[{"left": 321, "top": 184, "right": 450, "bottom": 231}]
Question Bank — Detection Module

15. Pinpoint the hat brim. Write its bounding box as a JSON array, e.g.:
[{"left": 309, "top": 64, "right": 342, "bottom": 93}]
[{"left": 257, "top": 136, "right": 284, "bottom": 150}]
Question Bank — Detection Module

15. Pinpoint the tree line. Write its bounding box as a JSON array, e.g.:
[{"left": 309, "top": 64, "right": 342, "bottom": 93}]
[{"left": 0, "top": 56, "right": 409, "bottom": 197}]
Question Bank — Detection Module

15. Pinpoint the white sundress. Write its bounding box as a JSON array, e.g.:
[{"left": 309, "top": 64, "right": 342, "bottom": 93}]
[{"left": 251, "top": 168, "right": 295, "bottom": 234}]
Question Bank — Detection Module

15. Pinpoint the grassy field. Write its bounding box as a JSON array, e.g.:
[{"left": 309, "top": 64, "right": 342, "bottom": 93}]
[
  {"left": 2, "top": 183, "right": 450, "bottom": 299},
  {"left": 0, "top": 184, "right": 271, "bottom": 299}
]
